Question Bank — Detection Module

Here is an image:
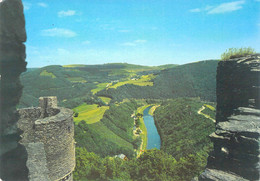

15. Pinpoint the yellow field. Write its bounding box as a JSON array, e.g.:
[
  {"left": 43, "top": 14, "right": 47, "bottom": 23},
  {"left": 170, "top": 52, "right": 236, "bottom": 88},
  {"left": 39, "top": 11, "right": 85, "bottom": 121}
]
[
  {"left": 40, "top": 70, "right": 56, "bottom": 78},
  {"left": 109, "top": 74, "right": 155, "bottom": 89},
  {"left": 99, "top": 96, "right": 111, "bottom": 104},
  {"left": 73, "top": 103, "right": 109, "bottom": 124},
  {"left": 91, "top": 83, "right": 109, "bottom": 94},
  {"left": 63, "top": 64, "right": 86, "bottom": 67}
]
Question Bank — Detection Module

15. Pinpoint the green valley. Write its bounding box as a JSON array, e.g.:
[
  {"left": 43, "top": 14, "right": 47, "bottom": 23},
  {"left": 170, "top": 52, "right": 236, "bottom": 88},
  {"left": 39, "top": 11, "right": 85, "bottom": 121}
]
[
  {"left": 19, "top": 60, "right": 218, "bottom": 181},
  {"left": 73, "top": 98, "right": 216, "bottom": 181}
]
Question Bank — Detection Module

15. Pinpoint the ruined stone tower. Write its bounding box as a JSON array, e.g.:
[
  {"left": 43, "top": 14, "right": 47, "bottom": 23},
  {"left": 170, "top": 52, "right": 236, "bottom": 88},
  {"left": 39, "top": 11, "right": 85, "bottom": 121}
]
[
  {"left": 198, "top": 54, "right": 260, "bottom": 180},
  {"left": 18, "top": 96, "right": 75, "bottom": 181}
]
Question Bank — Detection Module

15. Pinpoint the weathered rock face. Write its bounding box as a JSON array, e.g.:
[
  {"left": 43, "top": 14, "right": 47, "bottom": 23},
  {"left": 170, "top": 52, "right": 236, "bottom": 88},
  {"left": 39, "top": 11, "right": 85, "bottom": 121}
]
[
  {"left": 18, "top": 97, "right": 75, "bottom": 181},
  {"left": 0, "top": 0, "right": 28, "bottom": 180},
  {"left": 199, "top": 54, "right": 260, "bottom": 181},
  {"left": 216, "top": 54, "right": 260, "bottom": 122}
]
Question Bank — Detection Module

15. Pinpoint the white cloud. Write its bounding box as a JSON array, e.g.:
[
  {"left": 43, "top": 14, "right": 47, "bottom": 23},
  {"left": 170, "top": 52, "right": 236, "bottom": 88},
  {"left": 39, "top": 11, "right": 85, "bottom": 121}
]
[
  {"left": 82, "top": 41, "right": 91, "bottom": 45},
  {"left": 41, "top": 28, "right": 77, "bottom": 38},
  {"left": 23, "top": 2, "right": 32, "bottom": 10},
  {"left": 58, "top": 10, "right": 76, "bottom": 17},
  {"left": 189, "top": 1, "right": 245, "bottom": 14},
  {"left": 208, "top": 1, "right": 245, "bottom": 14},
  {"left": 255, "top": 0, "right": 260, "bottom": 2},
  {"left": 190, "top": 8, "right": 201, "bottom": 13},
  {"left": 38, "top": 2, "right": 48, "bottom": 8},
  {"left": 121, "top": 40, "right": 147, "bottom": 47}
]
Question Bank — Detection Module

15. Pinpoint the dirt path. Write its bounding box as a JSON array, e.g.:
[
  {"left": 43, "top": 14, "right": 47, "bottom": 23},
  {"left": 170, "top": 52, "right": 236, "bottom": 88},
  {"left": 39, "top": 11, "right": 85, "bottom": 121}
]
[{"left": 197, "top": 106, "right": 216, "bottom": 123}]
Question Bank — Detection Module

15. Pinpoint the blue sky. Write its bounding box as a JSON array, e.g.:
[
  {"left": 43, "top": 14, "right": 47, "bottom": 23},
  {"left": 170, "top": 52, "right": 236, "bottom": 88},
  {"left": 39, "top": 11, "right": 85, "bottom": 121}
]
[{"left": 22, "top": 0, "right": 260, "bottom": 67}]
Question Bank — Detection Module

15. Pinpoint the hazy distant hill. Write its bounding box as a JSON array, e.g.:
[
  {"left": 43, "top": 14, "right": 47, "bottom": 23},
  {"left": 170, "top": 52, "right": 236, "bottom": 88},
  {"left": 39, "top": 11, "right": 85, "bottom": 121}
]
[
  {"left": 97, "top": 60, "right": 218, "bottom": 102},
  {"left": 19, "top": 63, "right": 177, "bottom": 108}
]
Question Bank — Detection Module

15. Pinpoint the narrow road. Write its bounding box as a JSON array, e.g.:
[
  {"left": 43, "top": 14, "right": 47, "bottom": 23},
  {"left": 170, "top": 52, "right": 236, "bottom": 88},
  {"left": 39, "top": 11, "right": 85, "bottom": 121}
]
[{"left": 197, "top": 106, "right": 216, "bottom": 123}]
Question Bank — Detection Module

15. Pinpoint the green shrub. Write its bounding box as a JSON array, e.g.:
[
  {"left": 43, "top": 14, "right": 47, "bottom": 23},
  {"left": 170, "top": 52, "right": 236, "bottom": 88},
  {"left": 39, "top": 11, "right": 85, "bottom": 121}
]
[
  {"left": 221, "top": 47, "right": 255, "bottom": 61},
  {"left": 74, "top": 112, "right": 79, "bottom": 117}
]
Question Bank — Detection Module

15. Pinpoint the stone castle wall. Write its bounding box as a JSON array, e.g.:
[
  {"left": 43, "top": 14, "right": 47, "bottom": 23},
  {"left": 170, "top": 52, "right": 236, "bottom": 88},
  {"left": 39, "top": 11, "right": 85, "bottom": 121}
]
[
  {"left": 198, "top": 54, "right": 260, "bottom": 181},
  {"left": 18, "top": 97, "right": 75, "bottom": 181}
]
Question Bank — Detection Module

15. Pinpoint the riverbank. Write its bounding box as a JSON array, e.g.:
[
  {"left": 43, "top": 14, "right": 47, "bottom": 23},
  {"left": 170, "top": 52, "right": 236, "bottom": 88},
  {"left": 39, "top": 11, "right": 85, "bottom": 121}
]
[
  {"left": 136, "top": 105, "right": 150, "bottom": 156},
  {"left": 148, "top": 105, "right": 160, "bottom": 115}
]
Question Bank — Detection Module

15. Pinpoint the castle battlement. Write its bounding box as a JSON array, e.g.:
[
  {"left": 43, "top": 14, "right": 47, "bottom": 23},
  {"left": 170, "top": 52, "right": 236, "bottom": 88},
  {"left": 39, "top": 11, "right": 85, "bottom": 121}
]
[{"left": 18, "top": 96, "right": 75, "bottom": 181}]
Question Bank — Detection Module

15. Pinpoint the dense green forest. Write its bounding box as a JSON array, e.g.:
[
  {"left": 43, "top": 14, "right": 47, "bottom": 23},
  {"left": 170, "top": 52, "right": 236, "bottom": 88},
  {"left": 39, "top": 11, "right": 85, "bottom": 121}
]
[
  {"left": 154, "top": 98, "right": 215, "bottom": 159},
  {"left": 74, "top": 148, "right": 208, "bottom": 181}
]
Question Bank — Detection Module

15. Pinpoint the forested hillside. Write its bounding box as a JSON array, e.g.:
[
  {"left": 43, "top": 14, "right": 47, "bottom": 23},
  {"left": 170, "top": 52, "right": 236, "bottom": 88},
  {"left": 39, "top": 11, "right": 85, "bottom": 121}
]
[
  {"left": 97, "top": 60, "right": 218, "bottom": 102},
  {"left": 19, "top": 60, "right": 217, "bottom": 108},
  {"left": 74, "top": 148, "right": 209, "bottom": 181},
  {"left": 154, "top": 98, "right": 215, "bottom": 159},
  {"left": 19, "top": 63, "right": 176, "bottom": 108}
]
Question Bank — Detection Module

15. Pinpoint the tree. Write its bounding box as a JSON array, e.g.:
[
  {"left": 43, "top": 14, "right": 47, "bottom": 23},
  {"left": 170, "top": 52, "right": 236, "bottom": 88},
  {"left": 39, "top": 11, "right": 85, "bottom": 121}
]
[
  {"left": 136, "top": 113, "right": 143, "bottom": 118},
  {"left": 74, "top": 147, "right": 106, "bottom": 180},
  {"left": 135, "top": 118, "right": 141, "bottom": 128},
  {"left": 132, "top": 137, "right": 142, "bottom": 149}
]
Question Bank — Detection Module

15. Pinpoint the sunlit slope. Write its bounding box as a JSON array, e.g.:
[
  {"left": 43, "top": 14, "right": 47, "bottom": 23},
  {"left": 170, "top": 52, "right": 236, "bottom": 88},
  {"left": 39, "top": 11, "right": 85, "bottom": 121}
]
[
  {"left": 74, "top": 100, "right": 141, "bottom": 158},
  {"left": 73, "top": 103, "right": 109, "bottom": 124}
]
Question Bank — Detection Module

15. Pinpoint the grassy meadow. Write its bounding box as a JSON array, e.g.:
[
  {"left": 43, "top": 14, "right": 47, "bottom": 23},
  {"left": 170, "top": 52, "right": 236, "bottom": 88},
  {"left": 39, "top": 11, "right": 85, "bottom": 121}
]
[{"left": 73, "top": 103, "right": 109, "bottom": 124}]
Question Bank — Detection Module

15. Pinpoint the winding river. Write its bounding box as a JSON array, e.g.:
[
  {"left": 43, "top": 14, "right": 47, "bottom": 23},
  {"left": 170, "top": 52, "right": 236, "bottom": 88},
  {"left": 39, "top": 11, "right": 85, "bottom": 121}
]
[{"left": 143, "top": 107, "right": 161, "bottom": 149}]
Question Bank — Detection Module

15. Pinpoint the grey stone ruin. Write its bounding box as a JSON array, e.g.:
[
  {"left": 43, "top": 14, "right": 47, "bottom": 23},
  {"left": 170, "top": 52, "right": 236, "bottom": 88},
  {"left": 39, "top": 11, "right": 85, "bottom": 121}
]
[
  {"left": 197, "top": 54, "right": 260, "bottom": 181},
  {"left": 18, "top": 97, "right": 75, "bottom": 181},
  {"left": 0, "top": 1, "right": 75, "bottom": 180}
]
